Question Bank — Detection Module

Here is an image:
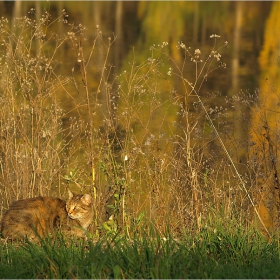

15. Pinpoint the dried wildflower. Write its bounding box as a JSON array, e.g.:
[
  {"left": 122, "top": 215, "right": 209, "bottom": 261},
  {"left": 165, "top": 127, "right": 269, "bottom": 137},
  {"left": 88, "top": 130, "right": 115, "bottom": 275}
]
[
  {"left": 178, "top": 41, "right": 186, "bottom": 49},
  {"left": 148, "top": 58, "right": 156, "bottom": 63},
  {"left": 210, "top": 34, "right": 221, "bottom": 38},
  {"left": 167, "top": 68, "right": 172, "bottom": 76},
  {"left": 191, "top": 49, "right": 202, "bottom": 62},
  {"left": 214, "top": 52, "right": 221, "bottom": 61}
]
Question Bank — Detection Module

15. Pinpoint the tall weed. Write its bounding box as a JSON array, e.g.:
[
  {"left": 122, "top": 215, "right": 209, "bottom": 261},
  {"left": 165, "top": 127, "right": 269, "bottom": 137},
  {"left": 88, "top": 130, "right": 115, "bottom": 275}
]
[{"left": 0, "top": 9, "right": 269, "bottom": 236}]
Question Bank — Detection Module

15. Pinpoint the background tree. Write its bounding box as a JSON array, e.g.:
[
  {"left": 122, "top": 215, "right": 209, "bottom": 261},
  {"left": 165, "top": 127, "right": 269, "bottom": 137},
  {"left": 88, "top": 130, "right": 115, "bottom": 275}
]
[{"left": 250, "top": 1, "right": 280, "bottom": 234}]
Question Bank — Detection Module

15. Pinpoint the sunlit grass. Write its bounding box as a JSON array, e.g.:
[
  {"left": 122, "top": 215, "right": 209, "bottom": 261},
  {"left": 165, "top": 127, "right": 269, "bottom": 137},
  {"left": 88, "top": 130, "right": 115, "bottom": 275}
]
[{"left": 1, "top": 220, "right": 280, "bottom": 279}]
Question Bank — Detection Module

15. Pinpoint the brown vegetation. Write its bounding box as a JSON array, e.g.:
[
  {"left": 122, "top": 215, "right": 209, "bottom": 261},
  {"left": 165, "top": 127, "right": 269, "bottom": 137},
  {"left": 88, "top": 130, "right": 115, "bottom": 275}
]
[{"left": 0, "top": 3, "right": 279, "bottom": 239}]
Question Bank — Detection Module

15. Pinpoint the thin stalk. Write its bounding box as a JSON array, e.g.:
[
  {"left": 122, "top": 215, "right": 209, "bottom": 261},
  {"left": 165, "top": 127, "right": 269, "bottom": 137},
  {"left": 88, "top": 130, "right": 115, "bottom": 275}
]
[{"left": 190, "top": 84, "right": 270, "bottom": 237}]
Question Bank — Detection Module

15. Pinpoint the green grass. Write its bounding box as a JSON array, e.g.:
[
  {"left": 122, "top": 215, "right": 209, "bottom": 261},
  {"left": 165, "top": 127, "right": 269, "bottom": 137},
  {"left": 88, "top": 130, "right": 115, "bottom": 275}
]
[{"left": 1, "top": 221, "right": 280, "bottom": 279}]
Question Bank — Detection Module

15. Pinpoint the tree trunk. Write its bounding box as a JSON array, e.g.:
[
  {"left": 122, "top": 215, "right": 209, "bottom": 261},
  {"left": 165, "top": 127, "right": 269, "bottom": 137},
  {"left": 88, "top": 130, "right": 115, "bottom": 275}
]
[
  {"left": 12, "top": 0, "right": 21, "bottom": 19},
  {"left": 192, "top": 2, "right": 199, "bottom": 44},
  {"left": 232, "top": 1, "right": 243, "bottom": 95},
  {"left": 92, "top": 2, "right": 108, "bottom": 118},
  {"left": 114, "top": 1, "right": 123, "bottom": 73},
  {"left": 232, "top": 2, "right": 245, "bottom": 163}
]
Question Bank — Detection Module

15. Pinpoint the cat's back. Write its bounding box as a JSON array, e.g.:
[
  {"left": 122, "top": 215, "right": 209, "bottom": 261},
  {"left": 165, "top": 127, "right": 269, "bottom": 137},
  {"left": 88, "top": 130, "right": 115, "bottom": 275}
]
[
  {"left": 9, "top": 196, "right": 65, "bottom": 208},
  {"left": 1, "top": 196, "right": 67, "bottom": 239}
]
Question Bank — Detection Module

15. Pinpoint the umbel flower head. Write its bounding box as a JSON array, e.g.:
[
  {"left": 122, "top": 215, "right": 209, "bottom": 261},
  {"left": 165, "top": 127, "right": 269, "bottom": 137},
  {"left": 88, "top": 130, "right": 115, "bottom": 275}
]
[{"left": 210, "top": 34, "right": 221, "bottom": 38}]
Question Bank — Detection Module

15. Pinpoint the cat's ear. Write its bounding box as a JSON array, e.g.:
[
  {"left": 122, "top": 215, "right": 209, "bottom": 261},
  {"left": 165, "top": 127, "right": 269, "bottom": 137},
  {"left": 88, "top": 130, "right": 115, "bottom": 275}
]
[
  {"left": 81, "top": 194, "right": 92, "bottom": 205},
  {"left": 67, "top": 189, "right": 74, "bottom": 200}
]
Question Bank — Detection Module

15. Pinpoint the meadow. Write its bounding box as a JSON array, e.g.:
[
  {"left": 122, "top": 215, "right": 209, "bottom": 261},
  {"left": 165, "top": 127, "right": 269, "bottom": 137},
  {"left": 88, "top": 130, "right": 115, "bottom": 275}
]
[
  {"left": 0, "top": 9, "right": 279, "bottom": 279},
  {"left": 1, "top": 220, "right": 280, "bottom": 279}
]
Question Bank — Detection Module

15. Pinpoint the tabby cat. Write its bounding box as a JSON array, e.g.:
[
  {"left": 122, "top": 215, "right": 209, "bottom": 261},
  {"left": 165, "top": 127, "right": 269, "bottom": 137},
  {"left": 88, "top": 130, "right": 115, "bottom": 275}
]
[
  {"left": 1, "top": 189, "right": 94, "bottom": 240},
  {"left": 63, "top": 189, "right": 94, "bottom": 237}
]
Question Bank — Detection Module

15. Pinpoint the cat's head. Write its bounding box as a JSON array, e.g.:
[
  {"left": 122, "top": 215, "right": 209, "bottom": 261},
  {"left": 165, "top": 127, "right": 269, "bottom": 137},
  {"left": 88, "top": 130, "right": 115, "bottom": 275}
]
[{"left": 66, "top": 189, "right": 93, "bottom": 220}]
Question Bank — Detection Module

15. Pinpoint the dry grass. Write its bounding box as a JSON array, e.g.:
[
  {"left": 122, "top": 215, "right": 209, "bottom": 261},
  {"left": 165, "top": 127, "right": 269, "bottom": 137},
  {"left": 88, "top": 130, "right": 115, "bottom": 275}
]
[{"left": 0, "top": 10, "right": 272, "bottom": 237}]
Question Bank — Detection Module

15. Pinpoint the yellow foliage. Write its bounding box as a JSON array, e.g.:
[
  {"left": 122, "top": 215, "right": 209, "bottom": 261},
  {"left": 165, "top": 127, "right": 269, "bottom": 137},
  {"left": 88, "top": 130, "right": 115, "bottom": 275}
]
[
  {"left": 251, "top": 2, "right": 280, "bottom": 233},
  {"left": 259, "top": 2, "right": 280, "bottom": 71},
  {"left": 137, "top": 2, "right": 191, "bottom": 45}
]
